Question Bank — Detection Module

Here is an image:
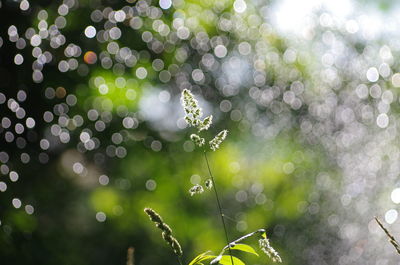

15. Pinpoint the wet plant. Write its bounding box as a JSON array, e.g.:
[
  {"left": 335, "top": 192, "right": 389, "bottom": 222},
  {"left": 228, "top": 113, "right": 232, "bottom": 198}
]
[{"left": 144, "top": 89, "right": 281, "bottom": 265}]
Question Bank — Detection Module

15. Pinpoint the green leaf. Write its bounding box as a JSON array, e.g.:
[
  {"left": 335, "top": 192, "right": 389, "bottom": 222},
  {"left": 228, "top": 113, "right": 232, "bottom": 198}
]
[
  {"left": 188, "top": 251, "right": 216, "bottom": 265},
  {"left": 215, "top": 255, "right": 246, "bottom": 265},
  {"left": 196, "top": 255, "right": 216, "bottom": 264},
  {"left": 261, "top": 232, "right": 267, "bottom": 239},
  {"left": 189, "top": 252, "right": 208, "bottom": 265},
  {"left": 229, "top": 243, "right": 259, "bottom": 256}
]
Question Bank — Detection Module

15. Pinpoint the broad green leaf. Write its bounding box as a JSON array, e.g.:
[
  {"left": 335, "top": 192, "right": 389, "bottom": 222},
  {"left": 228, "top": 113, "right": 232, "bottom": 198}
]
[
  {"left": 229, "top": 243, "right": 259, "bottom": 256},
  {"left": 188, "top": 251, "right": 216, "bottom": 265},
  {"left": 217, "top": 255, "right": 245, "bottom": 265}
]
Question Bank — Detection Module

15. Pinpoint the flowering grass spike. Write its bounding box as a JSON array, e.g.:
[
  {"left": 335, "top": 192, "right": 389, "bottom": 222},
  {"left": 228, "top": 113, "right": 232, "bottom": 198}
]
[
  {"left": 190, "top": 134, "right": 205, "bottom": 147},
  {"left": 144, "top": 208, "right": 183, "bottom": 257},
  {"left": 205, "top": 179, "right": 213, "bottom": 190},
  {"left": 198, "top": 115, "right": 213, "bottom": 131},
  {"left": 181, "top": 89, "right": 228, "bottom": 152},
  {"left": 209, "top": 130, "right": 228, "bottom": 151},
  {"left": 189, "top": 184, "right": 204, "bottom": 196},
  {"left": 181, "top": 89, "right": 202, "bottom": 127},
  {"left": 259, "top": 234, "right": 282, "bottom": 263}
]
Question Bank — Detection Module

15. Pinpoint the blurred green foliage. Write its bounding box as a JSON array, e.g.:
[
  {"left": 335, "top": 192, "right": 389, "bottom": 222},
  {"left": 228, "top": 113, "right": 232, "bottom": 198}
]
[{"left": 0, "top": 0, "right": 339, "bottom": 264}]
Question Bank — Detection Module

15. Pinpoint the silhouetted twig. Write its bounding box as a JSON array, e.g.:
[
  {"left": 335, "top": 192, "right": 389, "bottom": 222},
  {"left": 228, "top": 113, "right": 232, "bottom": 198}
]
[{"left": 375, "top": 216, "right": 400, "bottom": 255}]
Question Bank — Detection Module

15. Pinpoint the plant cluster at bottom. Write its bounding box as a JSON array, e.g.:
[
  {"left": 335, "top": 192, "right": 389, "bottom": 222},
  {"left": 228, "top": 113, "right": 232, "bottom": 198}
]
[{"left": 142, "top": 89, "right": 282, "bottom": 265}]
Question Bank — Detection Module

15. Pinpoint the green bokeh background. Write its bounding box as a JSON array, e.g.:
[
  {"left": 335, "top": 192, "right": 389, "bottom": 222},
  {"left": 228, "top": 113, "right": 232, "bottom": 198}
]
[{"left": 0, "top": 0, "right": 393, "bottom": 264}]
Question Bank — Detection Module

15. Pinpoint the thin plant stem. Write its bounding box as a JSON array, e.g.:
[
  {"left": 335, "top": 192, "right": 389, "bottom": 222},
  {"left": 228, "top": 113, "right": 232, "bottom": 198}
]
[
  {"left": 126, "top": 247, "right": 134, "bottom": 265},
  {"left": 178, "top": 256, "right": 183, "bottom": 265},
  {"left": 204, "top": 151, "right": 235, "bottom": 265},
  {"left": 375, "top": 217, "right": 400, "bottom": 255},
  {"left": 218, "top": 229, "right": 266, "bottom": 256}
]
